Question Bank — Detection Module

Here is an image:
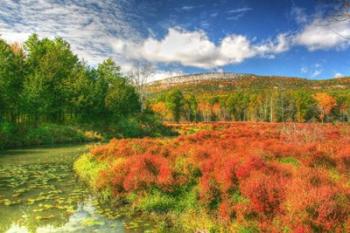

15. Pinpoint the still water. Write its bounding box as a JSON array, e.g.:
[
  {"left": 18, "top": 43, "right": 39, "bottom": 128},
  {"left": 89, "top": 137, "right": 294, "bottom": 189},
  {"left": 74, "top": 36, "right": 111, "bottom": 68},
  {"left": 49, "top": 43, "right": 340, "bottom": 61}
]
[{"left": 0, "top": 144, "right": 153, "bottom": 233}]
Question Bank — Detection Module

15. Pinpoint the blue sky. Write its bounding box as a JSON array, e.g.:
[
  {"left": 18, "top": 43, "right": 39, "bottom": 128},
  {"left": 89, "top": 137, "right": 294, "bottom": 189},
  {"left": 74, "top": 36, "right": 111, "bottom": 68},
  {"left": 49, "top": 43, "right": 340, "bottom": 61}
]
[{"left": 1, "top": 0, "right": 350, "bottom": 80}]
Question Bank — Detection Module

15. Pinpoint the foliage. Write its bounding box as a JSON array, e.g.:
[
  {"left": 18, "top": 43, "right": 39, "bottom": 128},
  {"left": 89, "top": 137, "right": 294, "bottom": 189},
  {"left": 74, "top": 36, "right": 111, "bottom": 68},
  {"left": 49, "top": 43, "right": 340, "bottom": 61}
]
[
  {"left": 313, "top": 92, "right": 337, "bottom": 122},
  {"left": 73, "top": 154, "right": 109, "bottom": 195},
  {"left": 0, "top": 35, "right": 169, "bottom": 148},
  {"left": 75, "top": 122, "right": 350, "bottom": 232},
  {"left": 165, "top": 89, "right": 185, "bottom": 122},
  {"left": 149, "top": 81, "right": 350, "bottom": 123}
]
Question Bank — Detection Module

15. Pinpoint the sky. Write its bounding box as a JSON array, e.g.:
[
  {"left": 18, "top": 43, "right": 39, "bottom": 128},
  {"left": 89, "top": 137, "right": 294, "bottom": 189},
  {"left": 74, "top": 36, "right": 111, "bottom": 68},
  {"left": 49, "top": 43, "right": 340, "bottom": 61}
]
[{"left": 1, "top": 0, "right": 350, "bottom": 80}]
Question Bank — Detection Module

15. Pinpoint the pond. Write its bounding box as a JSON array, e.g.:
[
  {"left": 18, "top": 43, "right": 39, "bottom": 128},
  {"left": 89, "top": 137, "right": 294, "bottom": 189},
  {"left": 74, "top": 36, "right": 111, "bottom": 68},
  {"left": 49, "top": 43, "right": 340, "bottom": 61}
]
[{"left": 0, "top": 144, "right": 153, "bottom": 233}]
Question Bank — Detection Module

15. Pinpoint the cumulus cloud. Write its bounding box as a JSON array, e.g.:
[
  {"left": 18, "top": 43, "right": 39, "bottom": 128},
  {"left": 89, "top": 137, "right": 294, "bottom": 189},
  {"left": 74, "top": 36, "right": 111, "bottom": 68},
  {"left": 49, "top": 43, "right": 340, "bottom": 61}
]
[
  {"left": 113, "top": 27, "right": 291, "bottom": 68},
  {"left": 294, "top": 17, "right": 350, "bottom": 50}
]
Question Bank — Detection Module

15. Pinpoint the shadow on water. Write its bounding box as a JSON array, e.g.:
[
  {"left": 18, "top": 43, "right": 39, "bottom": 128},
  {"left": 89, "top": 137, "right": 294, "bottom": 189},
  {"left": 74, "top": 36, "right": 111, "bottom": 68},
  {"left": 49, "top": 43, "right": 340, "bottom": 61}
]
[
  {"left": 0, "top": 144, "right": 153, "bottom": 233},
  {"left": 0, "top": 143, "right": 91, "bottom": 157}
]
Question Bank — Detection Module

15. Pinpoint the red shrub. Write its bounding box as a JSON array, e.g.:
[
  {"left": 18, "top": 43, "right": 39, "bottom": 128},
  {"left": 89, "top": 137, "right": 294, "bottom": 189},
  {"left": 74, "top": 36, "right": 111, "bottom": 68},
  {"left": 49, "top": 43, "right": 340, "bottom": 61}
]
[
  {"left": 89, "top": 122, "right": 350, "bottom": 230},
  {"left": 240, "top": 171, "right": 286, "bottom": 218},
  {"left": 218, "top": 200, "right": 234, "bottom": 222},
  {"left": 123, "top": 154, "right": 173, "bottom": 191},
  {"left": 336, "top": 146, "right": 350, "bottom": 172},
  {"left": 235, "top": 156, "right": 266, "bottom": 179},
  {"left": 283, "top": 168, "right": 350, "bottom": 232},
  {"left": 293, "top": 225, "right": 312, "bottom": 233}
]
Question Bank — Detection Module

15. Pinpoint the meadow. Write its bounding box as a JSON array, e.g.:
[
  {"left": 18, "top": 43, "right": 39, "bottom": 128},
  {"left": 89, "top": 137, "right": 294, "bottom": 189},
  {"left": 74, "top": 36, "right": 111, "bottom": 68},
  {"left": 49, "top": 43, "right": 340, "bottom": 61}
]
[{"left": 75, "top": 122, "right": 350, "bottom": 233}]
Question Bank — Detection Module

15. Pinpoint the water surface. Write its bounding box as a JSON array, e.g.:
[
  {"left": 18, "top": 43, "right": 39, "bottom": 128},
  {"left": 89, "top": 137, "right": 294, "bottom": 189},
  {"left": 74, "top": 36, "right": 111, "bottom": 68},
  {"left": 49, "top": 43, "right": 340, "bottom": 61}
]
[{"left": 0, "top": 145, "right": 152, "bottom": 233}]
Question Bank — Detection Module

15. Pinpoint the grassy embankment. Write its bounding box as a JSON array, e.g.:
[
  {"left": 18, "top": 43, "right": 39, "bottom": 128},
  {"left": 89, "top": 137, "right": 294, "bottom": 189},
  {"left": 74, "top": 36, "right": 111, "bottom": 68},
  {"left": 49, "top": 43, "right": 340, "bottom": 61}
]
[
  {"left": 0, "top": 123, "right": 103, "bottom": 149},
  {"left": 0, "top": 113, "right": 174, "bottom": 150}
]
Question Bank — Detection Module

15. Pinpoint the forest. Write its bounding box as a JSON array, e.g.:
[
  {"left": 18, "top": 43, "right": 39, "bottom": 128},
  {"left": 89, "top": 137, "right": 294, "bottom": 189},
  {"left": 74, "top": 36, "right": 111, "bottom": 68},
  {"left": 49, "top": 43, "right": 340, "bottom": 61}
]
[
  {"left": 0, "top": 35, "right": 168, "bottom": 148},
  {"left": 149, "top": 86, "right": 350, "bottom": 123}
]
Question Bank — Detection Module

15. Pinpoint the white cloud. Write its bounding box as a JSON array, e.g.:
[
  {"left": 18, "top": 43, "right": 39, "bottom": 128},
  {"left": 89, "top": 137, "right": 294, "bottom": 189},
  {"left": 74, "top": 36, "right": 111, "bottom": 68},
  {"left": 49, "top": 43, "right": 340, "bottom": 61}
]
[
  {"left": 334, "top": 72, "right": 344, "bottom": 78},
  {"left": 113, "top": 27, "right": 291, "bottom": 69},
  {"left": 226, "top": 7, "right": 252, "bottom": 21},
  {"left": 0, "top": 31, "right": 31, "bottom": 44},
  {"left": 181, "top": 6, "right": 195, "bottom": 11},
  {"left": 228, "top": 7, "right": 252, "bottom": 14},
  {"left": 2, "top": 1, "right": 349, "bottom": 80},
  {"left": 300, "top": 67, "right": 308, "bottom": 73},
  {"left": 300, "top": 63, "right": 324, "bottom": 78},
  {"left": 290, "top": 6, "right": 308, "bottom": 24},
  {"left": 151, "top": 70, "right": 184, "bottom": 82},
  {"left": 0, "top": 0, "right": 140, "bottom": 65},
  {"left": 294, "top": 17, "right": 350, "bottom": 50},
  {"left": 311, "top": 69, "right": 322, "bottom": 78},
  {"left": 226, "top": 13, "right": 246, "bottom": 21}
]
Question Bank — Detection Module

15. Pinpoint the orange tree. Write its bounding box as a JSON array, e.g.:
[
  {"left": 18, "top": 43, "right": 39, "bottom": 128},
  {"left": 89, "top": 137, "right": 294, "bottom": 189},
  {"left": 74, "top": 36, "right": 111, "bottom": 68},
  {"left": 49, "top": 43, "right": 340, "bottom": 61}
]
[{"left": 313, "top": 93, "right": 337, "bottom": 123}]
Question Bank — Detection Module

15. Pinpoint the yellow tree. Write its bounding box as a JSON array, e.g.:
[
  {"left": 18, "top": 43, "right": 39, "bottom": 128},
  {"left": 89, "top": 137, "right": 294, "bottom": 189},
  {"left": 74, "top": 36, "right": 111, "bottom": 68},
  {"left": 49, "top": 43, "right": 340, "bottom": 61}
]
[
  {"left": 211, "top": 102, "right": 221, "bottom": 120},
  {"left": 151, "top": 102, "right": 171, "bottom": 121},
  {"left": 198, "top": 102, "right": 211, "bottom": 122},
  {"left": 313, "top": 93, "right": 337, "bottom": 123}
]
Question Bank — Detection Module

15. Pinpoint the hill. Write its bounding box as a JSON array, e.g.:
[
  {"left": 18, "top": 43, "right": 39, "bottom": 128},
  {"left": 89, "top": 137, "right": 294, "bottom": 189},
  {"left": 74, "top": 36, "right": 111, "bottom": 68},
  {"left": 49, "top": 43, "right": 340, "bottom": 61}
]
[{"left": 147, "top": 73, "right": 350, "bottom": 96}]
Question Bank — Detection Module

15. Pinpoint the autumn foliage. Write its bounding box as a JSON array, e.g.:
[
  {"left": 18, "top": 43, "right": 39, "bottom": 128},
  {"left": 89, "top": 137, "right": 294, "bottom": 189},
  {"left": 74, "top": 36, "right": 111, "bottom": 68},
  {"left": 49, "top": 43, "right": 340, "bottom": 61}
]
[
  {"left": 86, "top": 122, "right": 350, "bottom": 232},
  {"left": 313, "top": 93, "right": 337, "bottom": 122}
]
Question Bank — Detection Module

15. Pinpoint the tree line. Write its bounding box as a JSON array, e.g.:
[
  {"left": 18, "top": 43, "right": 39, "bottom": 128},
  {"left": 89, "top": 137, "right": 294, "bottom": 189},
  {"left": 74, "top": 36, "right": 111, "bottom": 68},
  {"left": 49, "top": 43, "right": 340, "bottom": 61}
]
[
  {"left": 0, "top": 34, "right": 166, "bottom": 139},
  {"left": 151, "top": 88, "right": 350, "bottom": 123}
]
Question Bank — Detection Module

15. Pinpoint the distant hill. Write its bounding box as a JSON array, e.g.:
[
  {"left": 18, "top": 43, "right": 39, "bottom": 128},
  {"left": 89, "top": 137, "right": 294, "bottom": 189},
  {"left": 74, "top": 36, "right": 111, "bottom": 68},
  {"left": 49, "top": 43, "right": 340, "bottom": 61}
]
[{"left": 147, "top": 73, "right": 350, "bottom": 96}]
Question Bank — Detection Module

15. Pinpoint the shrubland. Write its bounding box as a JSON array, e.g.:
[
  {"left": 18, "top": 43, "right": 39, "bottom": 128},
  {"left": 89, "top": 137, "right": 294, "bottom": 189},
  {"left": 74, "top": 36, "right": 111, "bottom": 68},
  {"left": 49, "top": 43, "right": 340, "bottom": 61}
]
[{"left": 74, "top": 122, "right": 350, "bottom": 232}]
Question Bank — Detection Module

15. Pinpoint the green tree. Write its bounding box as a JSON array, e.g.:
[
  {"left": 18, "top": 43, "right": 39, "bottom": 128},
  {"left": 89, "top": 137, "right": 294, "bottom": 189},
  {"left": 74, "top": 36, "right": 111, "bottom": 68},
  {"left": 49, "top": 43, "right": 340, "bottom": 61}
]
[
  {"left": 0, "top": 40, "right": 25, "bottom": 123},
  {"left": 293, "top": 90, "right": 317, "bottom": 122},
  {"left": 98, "top": 59, "right": 141, "bottom": 121},
  {"left": 166, "top": 89, "right": 185, "bottom": 122},
  {"left": 185, "top": 94, "right": 198, "bottom": 122},
  {"left": 226, "top": 91, "right": 250, "bottom": 121},
  {"left": 23, "top": 34, "right": 79, "bottom": 123}
]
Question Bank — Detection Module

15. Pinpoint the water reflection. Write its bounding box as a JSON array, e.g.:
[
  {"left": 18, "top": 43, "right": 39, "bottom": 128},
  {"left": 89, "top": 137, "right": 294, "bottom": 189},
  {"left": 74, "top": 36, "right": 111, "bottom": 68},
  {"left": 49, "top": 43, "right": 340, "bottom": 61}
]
[{"left": 6, "top": 198, "right": 125, "bottom": 233}]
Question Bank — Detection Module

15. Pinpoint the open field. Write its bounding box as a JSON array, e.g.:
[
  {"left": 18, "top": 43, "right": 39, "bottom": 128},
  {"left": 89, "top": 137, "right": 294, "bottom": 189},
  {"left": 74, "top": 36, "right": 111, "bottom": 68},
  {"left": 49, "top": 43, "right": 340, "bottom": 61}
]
[{"left": 75, "top": 122, "right": 350, "bottom": 232}]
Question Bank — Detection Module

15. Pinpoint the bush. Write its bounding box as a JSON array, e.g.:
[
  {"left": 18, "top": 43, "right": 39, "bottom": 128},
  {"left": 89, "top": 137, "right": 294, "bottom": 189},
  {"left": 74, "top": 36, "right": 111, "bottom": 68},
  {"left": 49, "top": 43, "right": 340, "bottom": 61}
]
[
  {"left": 112, "top": 111, "right": 175, "bottom": 138},
  {"left": 74, "top": 122, "right": 350, "bottom": 232},
  {"left": 0, "top": 121, "right": 17, "bottom": 149},
  {"left": 73, "top": 153, "right": 111, "bottom": 201}
]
